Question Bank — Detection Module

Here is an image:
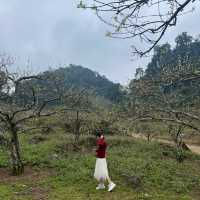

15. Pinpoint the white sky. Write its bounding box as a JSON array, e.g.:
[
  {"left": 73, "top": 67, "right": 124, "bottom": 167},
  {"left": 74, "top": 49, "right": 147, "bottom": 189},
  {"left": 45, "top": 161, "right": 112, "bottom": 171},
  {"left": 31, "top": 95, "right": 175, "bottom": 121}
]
[{"left": 0, "top": 0, "right": 199, "bottom": 85}]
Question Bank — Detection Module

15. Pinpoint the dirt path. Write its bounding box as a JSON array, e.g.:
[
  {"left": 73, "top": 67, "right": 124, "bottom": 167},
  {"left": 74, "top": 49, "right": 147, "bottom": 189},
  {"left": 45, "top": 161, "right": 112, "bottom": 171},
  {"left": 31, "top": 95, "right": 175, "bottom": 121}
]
[
  {"left": 187, "top": 144, "right": 200, "bottom": 155},
  {"left": 131, "top": 134, "right": 200, "bottom": 155}
]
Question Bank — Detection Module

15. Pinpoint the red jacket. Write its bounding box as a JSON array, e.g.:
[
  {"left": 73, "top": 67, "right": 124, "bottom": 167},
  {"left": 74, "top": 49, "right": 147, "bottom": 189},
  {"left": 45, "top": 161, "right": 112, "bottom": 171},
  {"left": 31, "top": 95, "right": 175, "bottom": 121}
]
[{"left": 96, "top": 137, "right": 107, "bottom": 158}]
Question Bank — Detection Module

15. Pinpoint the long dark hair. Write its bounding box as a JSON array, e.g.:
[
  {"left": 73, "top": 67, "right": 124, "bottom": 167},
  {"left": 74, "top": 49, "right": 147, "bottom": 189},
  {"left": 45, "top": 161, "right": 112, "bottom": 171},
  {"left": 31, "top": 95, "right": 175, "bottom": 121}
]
[{"left": 96, "top": 129, "right": 104, "bottom": 138}]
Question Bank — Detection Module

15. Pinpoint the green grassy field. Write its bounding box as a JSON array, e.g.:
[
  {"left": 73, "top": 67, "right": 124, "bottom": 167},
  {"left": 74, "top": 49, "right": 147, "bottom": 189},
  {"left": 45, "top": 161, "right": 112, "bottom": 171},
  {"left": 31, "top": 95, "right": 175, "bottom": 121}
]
[{"left": 0, "top": 133, "right": 200, "bottom": 200}]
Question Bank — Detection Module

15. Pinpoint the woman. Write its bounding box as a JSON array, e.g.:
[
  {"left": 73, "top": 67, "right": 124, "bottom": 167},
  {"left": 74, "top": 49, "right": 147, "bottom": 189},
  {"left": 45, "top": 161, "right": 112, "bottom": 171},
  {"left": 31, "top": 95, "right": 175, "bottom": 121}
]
[{"left": 94, "top": 131, "right": 116, "bottom": 192}]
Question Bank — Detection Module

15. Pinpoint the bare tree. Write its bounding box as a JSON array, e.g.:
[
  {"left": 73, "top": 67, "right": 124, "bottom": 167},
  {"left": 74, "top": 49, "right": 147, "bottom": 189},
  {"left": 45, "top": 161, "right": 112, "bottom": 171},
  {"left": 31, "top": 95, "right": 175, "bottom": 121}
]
[
  {"left": 128, "top": 59, "right": 200, "bottom": 135},
  {"left": 78, "top": 0, "right": 197, "bottom": 56},
  {"left": 0, "top": 56, "right": 61, "bottom": 175},
  {"left": 61, "top": 89, "right": 94, "bottom": 143}
]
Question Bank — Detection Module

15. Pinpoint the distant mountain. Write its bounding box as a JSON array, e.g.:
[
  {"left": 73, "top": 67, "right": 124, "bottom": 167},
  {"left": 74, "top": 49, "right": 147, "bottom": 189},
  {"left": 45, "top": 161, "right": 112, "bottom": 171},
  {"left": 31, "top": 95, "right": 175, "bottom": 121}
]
[{"left": 28, "top": 64, "right": 125, "bottom": 104}]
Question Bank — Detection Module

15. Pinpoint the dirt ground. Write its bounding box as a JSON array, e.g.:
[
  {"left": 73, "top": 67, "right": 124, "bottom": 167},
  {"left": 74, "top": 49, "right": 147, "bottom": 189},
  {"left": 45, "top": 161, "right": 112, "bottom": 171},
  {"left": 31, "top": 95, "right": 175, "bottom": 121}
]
[
  {"left": 0, "top": 167, "right": 53, "bottom": 200},
  {"left": 0, "top": 167, "right": 52, "bottom": 184}
]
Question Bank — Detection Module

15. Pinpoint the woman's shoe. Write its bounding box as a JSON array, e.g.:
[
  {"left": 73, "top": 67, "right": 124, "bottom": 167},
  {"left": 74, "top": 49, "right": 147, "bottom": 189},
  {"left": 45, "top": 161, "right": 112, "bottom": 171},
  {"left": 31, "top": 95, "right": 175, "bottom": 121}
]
[
  {"left": 108, "top": 182, "right": 116, "bottom": 192},
  {"left": 96, "top": 183, "right": 105, "bottom": 190}
]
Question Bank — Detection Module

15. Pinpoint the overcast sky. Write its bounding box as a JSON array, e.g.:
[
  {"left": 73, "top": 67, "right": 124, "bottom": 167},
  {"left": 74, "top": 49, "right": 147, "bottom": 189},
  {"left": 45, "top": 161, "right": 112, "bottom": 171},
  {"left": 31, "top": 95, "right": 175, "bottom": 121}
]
[{"left": 0, "top": 0, "right": 200, "bottom": 85}]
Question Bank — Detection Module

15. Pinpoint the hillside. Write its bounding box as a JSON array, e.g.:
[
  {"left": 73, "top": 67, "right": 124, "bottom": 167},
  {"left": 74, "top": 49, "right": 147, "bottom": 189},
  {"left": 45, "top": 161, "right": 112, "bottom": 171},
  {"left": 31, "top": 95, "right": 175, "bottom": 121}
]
[
  {"left": 33, "top": 64, "right": 125, "bottom": 104},
  {"left": 0, "top": 133, "right": 200, "bottom": 200},
  {"left": 128, "top": 33, "right": 200, "bottom": 134}
]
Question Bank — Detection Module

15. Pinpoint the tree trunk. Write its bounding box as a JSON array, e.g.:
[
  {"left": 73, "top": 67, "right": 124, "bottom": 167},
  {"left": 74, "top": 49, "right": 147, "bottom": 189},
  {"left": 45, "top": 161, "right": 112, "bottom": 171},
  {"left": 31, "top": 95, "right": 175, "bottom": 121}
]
[
  {"left": 147, "top": 133, "right": 150, "bottom": 142},
  {"left": 9, "top": 131, "right": 24, "bottom": 175},
  {"left": 74, "top": 110, "right": 80, "bottom": 143}
]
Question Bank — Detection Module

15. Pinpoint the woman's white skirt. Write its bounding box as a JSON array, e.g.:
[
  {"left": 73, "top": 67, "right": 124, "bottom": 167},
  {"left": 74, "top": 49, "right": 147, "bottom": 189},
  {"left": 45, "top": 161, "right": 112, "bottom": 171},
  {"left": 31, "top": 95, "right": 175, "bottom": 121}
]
[{"left": 94, "top": 158, "right": 109, "bottom": 181}]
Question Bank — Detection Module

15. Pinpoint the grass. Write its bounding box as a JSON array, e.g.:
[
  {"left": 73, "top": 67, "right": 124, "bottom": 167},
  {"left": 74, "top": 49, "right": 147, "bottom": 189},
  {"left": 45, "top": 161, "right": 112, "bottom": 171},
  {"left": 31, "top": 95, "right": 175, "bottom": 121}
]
[{"left": 0, "top": 132, "right": 200, "bottom": 200}]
